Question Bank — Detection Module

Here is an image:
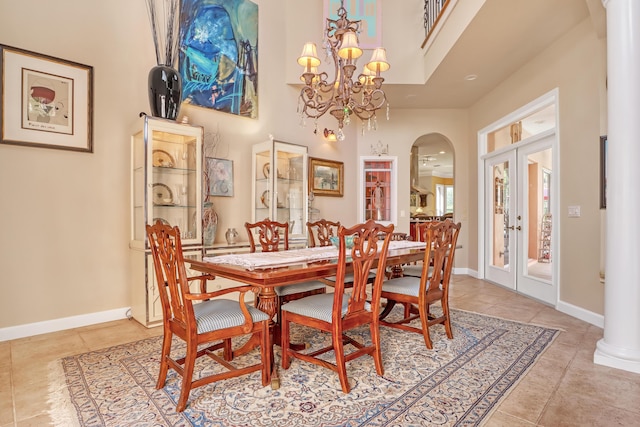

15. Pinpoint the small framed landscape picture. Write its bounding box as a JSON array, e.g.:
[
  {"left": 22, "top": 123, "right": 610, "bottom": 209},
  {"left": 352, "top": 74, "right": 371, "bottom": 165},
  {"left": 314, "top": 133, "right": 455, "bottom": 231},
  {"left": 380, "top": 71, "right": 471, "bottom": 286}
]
[{"left": 309, "top": 157, "right": 344, "bottom": 197}]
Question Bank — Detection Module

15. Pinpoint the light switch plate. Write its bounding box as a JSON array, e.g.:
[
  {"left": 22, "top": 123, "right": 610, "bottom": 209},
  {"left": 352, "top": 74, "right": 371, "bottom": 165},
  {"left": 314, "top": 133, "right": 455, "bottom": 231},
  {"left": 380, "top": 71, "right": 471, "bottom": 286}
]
[{"left": 568, "top": 205, "right": 581, "bottom": 217}]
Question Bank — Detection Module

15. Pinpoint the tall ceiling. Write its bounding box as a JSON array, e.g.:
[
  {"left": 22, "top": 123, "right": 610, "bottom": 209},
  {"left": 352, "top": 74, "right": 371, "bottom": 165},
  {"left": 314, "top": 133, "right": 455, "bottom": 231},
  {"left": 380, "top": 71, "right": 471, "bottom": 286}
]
[
  {"left": 384, "top": 0, "right": 599, "bottom": 110},
  {"left": 396, "top": 0, "right": 603, "bottom": 178}
]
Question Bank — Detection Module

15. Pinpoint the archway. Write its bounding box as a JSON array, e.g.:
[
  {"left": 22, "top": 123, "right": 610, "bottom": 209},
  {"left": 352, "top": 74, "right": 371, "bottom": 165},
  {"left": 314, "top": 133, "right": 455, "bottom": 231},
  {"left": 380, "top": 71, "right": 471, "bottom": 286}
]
[{"left": 409, "top": 133, "right": 455, "bottom": 240}]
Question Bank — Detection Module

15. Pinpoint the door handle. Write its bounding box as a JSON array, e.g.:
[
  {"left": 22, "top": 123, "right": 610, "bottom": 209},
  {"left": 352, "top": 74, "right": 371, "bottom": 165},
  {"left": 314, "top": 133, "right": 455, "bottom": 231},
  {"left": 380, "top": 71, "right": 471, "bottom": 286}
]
[
  {"left": 507, "top": 226, "right": 522, "bottom": 231},
  {"left": 507, "top": 225, "right": 514, "bottom": 230}
]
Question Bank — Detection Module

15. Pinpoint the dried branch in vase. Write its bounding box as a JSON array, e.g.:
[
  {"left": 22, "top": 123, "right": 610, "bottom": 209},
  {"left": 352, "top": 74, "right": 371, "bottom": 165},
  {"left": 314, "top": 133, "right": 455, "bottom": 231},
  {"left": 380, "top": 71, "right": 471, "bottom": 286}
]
[{"left": 145, "top": 0, "right": 180, "bottom": 66}]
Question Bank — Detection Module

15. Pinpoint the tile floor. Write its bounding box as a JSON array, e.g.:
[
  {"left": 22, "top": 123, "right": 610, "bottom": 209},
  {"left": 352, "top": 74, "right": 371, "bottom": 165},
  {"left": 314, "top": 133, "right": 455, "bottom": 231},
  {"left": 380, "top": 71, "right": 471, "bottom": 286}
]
[{"left": 2, "top": 276, "right": 640, "bottom": 426}]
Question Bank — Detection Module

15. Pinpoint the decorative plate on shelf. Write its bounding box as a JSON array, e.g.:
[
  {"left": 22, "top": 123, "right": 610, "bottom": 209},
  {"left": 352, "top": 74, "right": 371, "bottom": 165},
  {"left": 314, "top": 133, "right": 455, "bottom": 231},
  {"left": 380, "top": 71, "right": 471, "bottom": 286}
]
[
  {"left": 152, "top": 183, "right": 173, "bottom": 205},
  {"left": 260, "top": 190, "right": 270, "bottom": 208},
  {"left": 263, "top": 162, "right": 270, "bottom": 178},
  {"left": 152, "top": 149, "right": 175, "bottom": 168}
]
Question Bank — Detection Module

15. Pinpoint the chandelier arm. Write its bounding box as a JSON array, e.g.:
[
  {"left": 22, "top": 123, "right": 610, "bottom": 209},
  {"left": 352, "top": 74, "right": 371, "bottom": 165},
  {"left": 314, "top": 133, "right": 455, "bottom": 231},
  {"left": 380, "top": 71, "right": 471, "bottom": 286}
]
[{"left": 297, "top": 1, "right": 388, "bottom": 135}]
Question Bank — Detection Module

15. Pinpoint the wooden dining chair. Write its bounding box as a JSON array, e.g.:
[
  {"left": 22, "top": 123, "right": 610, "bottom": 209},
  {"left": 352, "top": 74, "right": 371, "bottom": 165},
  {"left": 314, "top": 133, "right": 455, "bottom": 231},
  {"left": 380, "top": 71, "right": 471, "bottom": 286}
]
[
  {"left": 306, "top": 219, "right": 341, "bottom": 248},
  {"left": 307, "top": 219, "right": 376, "bottom": 288},
  {"left": 281, "top": 219, "right": 395, "bottom": 393},
  {"left": 147, "top": 220, "right": 271, "bottom": 412},
  {"left": 379, "top": 220, "right": 461, "bottom": 349},
  {"left": 402, "top": 221, "right": 440, "bottom": 278},
  {"left": 245, "top": 219, "right": 326, "bottom": 325},
  {"left": 385, "top": 232, "right": 412, "bottom": 279}
]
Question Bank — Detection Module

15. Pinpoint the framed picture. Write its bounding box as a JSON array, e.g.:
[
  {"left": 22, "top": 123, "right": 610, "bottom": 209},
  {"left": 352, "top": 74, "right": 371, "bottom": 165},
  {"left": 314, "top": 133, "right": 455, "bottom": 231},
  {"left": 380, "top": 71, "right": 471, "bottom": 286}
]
[
  {"left": 309, "top": 157, "right": 344, "bottom": 197},
  {"left": 0, "top": 44, "right": 93, "bottom": 152},
  {"left": 600, "top": 135, "right": 607, "bottom": 209},
  {"left": 179, "top": 0, "right": 258, "bottom": 119},
  {"left": 207, "top": 157, "right": 234, "bottom": 197}
]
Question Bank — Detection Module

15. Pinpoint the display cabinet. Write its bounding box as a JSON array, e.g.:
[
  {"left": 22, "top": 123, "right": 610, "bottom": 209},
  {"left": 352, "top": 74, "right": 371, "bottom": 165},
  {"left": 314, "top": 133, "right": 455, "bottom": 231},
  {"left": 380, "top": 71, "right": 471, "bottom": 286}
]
[
  {"left": 359, "top": 156, "right": 398, "bottom": 226},
  {"left": 129, "top": 116, "right": 204, "bottom": 326},
  {"left": 251, "top": 138, "right": 308, "bottom": 241}
]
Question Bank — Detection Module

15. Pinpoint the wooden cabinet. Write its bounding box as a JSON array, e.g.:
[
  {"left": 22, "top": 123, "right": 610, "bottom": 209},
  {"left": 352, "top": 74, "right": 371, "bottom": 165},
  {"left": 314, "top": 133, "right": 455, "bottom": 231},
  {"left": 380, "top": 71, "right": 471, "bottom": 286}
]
[
  {"left": 129, "top": 116, "right": 204, "bottom": 327},
  {"left": 251, "top": 138, "right": 308, "bottom": 241},
  {"left": 359, "top": 156, "right": 397, "bottom": 226}
]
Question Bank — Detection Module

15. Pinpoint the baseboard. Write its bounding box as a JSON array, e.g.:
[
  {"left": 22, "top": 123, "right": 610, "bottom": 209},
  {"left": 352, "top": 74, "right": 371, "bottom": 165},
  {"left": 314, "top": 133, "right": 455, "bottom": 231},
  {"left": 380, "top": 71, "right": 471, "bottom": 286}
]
[
  {"left": 0, "top": 307, "right": 131, "bottom": 342},
  {"left": 453, "top": 267, "right": 479, "bottom": 278},
  {"left": 556, "top": 300, "right": 604, "bottom": 328}
]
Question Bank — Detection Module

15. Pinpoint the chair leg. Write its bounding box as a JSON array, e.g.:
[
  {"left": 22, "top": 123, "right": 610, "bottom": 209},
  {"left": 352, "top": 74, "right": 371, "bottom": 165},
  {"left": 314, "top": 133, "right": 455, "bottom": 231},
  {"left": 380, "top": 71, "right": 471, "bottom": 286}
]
[
  {"left": 403, "top": 302, "right": 412, "bottom": 318},
  {"left": 334, "top": 332, "right": 350, "bottom": 393},
  {"left": 176, "top": 344, "right": 197, "bottom": 412},
  {"left": 260, "top": 321, "right": 272, "bottom": 386},
  {"left": 442, "top": 300, "right": 453, "bottom": 339},
  {"left": 281, "top": 313, "right": 291, "bottom": 369},
  {"left": 370, "top": 322, "right": 384, "bottom": 376},
  {"left": 223, "top": 338, "right": 232, "bottom": 361},
  {"left": 418, "top": 304, "right": 434, "bottom": 350},
  {"left": 156, "top": 330, "right": 172, "bottom": 389}
]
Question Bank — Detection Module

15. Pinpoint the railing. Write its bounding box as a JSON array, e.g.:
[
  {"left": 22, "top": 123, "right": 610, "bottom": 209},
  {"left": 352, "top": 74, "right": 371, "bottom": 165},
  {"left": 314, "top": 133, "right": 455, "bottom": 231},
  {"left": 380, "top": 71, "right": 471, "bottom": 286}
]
[{"left": 421, "top": 0, "right": 451, "bottom": 48}]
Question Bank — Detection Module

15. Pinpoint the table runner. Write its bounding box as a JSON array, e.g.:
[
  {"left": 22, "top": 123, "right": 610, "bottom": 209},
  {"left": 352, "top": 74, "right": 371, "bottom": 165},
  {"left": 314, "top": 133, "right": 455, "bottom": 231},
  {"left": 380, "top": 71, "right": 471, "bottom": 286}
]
[{"left": 203, "top": 240, "right": 426, "bottom": 270}]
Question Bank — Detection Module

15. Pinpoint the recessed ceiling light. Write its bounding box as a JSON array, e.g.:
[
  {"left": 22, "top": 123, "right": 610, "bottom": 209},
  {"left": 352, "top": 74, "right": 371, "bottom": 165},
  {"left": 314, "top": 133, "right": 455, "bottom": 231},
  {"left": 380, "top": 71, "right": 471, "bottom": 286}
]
[
  {"left": 464, "top": 74, "right": 477, "bottom": 81},
  {"left": 439, "top": 150, "right": 445, "bottom": 154}
]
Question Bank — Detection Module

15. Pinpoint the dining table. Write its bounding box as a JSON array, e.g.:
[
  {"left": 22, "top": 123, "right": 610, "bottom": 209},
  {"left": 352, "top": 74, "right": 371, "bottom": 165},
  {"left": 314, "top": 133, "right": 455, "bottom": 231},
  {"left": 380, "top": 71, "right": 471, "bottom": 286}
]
[{"left": 188, "top": 239, "right": 428, "bottom": 388}]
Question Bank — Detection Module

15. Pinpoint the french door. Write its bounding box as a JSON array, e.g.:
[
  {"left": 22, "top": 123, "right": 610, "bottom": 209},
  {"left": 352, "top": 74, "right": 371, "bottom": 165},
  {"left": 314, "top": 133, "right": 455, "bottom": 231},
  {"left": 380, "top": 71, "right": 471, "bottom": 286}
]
[{"left": 484, "top": 134, "right": 556, "bottom": 305}]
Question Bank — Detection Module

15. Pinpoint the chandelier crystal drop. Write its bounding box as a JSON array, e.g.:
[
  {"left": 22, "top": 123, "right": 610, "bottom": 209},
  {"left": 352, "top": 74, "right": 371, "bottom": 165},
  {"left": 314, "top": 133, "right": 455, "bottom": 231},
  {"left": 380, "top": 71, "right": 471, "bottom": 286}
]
[{"left": 297, "top": 0, "right": 390, "bottom": 135}]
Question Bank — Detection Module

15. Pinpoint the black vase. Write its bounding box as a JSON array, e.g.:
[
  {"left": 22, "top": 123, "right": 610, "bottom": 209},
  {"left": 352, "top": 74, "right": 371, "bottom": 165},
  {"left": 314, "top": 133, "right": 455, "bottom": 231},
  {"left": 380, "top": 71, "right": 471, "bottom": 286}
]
[{"left": 148, "top": 65, "right": 182, "bottom": 120}]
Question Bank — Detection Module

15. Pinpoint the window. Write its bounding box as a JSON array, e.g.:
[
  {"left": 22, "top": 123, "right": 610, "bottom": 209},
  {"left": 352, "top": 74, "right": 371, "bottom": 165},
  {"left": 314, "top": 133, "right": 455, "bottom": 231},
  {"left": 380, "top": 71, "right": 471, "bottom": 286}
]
[{"left": 435, "top": 184, "right": 454, "bottom": 216}]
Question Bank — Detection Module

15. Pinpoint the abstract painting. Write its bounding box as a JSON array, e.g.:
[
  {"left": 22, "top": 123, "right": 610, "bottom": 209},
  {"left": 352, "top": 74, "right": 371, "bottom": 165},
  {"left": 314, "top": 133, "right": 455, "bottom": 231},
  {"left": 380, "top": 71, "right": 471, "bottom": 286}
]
[
  {"left": 0, "top": 44, "right": 93, "bottom": 152},
  {"left": 179, "top": 0, "right": 258, "bottom": 118}
]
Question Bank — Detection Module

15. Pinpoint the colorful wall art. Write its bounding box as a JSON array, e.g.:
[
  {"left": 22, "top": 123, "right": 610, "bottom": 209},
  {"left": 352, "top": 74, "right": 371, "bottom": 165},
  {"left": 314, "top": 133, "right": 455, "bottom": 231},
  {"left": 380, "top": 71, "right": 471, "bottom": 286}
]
[{"left": 179, "top": 0, "right": 258, "bottom": 118}]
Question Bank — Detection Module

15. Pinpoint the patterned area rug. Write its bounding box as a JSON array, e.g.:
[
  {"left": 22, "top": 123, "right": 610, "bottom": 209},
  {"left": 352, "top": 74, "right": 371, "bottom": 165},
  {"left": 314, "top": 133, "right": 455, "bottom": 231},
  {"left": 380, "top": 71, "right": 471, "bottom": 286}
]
[{"left": 49, "top": 308, "right": 559, "bottom": 426}]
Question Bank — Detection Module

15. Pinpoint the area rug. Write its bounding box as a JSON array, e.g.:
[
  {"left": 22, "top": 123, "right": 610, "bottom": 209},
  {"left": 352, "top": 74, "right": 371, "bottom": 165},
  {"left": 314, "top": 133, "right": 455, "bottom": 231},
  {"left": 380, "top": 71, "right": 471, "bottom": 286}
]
[{"left": 48, "top": 308, "right": 559, "bottom": 427}]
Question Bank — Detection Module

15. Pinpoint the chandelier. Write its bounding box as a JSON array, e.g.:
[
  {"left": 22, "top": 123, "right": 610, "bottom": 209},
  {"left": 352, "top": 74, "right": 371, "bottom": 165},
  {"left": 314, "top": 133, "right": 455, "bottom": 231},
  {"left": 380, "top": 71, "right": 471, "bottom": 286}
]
[{"left": 297, "top": 0, "right": 390, "bottom": 141}]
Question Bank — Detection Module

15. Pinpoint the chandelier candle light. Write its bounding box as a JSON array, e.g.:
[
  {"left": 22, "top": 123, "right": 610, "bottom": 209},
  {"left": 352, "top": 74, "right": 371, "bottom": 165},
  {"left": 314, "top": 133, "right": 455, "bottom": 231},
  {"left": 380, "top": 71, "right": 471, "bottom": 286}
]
[{"left": 297, "top": 1, "right": 390, "bottom": 141}]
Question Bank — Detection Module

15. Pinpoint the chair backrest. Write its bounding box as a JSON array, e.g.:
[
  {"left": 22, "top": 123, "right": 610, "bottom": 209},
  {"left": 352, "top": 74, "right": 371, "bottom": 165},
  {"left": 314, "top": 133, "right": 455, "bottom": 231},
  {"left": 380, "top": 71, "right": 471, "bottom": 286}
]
[
  {"left": 333, "top": 219, "right": 394, "bottom": 323},
  {"left": 389, "top": 232, "right": 411, "bottom": 241},
  {"left": 146, "top": 221, "right": 194, "bottom": 328},
  {"left": 245, "top": 218, "right": 289, "bottom": 252},
  {"left": 420, "top": 219, "right": 462, "bottom": 294},
  {"left": 440, "top": 219, "right": 462, "bottom": 290},
  {"left": 306, "top": 219, "right": 341, "bottom": 247},
  {"left": 415, "top": 220, "right": 440, "bottom": 242}
]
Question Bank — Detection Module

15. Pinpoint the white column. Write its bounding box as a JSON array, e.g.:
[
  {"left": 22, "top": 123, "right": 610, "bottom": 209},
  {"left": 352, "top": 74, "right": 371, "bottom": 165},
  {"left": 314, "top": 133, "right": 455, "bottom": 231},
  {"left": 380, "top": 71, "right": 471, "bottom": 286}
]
[{"left": 594, "top": 0, "right": 640, "bottom": 373}]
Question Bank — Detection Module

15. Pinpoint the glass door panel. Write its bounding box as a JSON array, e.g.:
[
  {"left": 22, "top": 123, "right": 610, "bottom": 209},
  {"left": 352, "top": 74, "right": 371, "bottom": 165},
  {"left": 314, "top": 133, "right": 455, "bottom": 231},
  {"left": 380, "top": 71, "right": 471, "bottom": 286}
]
[
  {"left": 485, "top": 150, "right": 516, "bottom": 289},
  {"left": 517, "top": 138, "right": 555, "bottom": 303}
]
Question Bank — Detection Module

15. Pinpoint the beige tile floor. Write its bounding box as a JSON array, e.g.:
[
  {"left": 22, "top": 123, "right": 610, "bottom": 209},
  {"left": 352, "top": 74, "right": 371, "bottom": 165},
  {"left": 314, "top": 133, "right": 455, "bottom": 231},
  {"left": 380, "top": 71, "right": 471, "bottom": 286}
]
[{"left": 2, "top": 276, "right": 640, "bottom": 426}]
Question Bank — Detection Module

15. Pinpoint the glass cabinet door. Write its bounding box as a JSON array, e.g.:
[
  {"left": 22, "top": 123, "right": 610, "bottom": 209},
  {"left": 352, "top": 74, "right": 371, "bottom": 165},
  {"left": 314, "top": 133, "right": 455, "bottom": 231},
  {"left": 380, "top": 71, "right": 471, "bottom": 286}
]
[
  {"left": 252, "top": 139, "right": 308, "bottom": 240},
  {"left": 131, "top": 116, "right": 203, "bottom": 248},
  {"left": 359, "top": 156, "right": 397, "bottom": 226}
]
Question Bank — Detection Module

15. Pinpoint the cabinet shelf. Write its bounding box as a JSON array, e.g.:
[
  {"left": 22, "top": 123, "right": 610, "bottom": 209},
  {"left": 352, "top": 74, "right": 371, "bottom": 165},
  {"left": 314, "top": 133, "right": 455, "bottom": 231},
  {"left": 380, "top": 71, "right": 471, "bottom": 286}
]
[
  {"left": 252, "top": 139, "right": 308, "bottom": 239},
  {"left": 130, "top": 116, "right": 204, "bottom": 327}
]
